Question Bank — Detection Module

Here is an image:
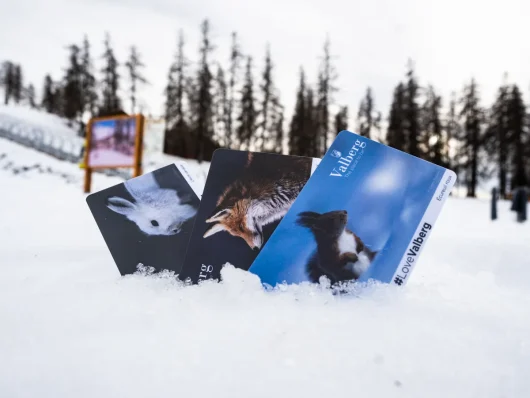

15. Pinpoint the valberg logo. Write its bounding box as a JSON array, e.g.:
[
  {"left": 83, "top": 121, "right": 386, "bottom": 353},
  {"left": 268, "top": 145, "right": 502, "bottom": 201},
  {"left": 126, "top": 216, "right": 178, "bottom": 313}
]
[
  {"left": 331, "top": 150, "right": 342, "bottom": 158},
  {"left": 329, "top": 139, "right": 366, "bottom": 177}
]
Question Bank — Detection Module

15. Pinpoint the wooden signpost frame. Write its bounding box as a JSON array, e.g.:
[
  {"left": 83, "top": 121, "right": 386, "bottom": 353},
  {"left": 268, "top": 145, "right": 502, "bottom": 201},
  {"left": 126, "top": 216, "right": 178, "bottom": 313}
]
[{"left": 82, "top": 113, "right": 145, "bottom": 193}]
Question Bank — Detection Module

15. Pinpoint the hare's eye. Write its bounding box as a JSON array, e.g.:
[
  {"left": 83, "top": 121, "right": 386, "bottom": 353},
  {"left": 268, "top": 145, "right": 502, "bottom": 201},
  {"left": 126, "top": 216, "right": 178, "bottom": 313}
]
[{"left": 151, "top": 220, "right": 159, "bottom": 227}]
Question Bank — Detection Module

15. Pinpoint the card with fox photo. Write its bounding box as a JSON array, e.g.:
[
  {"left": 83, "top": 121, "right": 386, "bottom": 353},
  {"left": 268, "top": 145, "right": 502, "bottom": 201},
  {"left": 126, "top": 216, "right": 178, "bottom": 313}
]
[
  {"left": 178, "top": 149, "right": 321, "bottom": 284},
  {"left": 249, "top": 131, "right": 457, "bottom": 288},
  {"left": 86, "top": 162, "right": 201, "bottom": 276}
]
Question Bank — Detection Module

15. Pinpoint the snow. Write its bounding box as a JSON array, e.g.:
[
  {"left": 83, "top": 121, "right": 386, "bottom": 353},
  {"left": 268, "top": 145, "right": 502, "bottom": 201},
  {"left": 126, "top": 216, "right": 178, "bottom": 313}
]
[
  {"left": 91, "top": 125, "right": 116, "bottom": 140},
  {"left": 88, "top": 148, "right": 135, "bottom": 168},
  {"left": 0, "top": 103, "right": 83, "bottom": 140},
  {"left": 1, "top": 135, "right": 529, "bottom": 398}
]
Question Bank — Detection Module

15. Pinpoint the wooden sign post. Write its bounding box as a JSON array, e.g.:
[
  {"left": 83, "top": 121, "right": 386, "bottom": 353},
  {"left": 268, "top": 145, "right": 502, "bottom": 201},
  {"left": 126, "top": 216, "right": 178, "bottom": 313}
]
[{"left": 81, "top": 114, "right": 145, "bottom": 193}]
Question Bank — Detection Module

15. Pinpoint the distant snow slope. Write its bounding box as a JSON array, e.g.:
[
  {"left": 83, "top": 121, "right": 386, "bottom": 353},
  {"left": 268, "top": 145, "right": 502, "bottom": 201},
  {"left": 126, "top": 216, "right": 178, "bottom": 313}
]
[
  {"left": 1, "top": 136, "right": 529, "bottom": 398},
  {"left": 0, "top": 103, "right": 83, "bottom": 139},
  {"left": 0, "top": 104, "right": 211, "bottom": 181}
]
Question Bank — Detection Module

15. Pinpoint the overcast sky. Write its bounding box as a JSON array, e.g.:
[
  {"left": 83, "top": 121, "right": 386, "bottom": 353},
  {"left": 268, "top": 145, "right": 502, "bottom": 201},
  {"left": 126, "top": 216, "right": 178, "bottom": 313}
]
[{"left": 1, "top": 0, "right": 529, "bottom": 130}]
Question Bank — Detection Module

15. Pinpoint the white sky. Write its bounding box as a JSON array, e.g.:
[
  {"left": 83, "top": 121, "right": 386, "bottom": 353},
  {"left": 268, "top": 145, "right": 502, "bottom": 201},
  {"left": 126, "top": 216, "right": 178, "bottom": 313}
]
[{"left": 1, "top": 0, "right": 529, "bottom": 131}]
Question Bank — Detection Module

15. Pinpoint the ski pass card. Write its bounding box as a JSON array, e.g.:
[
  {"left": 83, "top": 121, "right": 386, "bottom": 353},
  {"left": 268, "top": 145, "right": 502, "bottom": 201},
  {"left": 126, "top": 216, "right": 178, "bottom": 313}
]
[
  {"left": 86, "top": 162, "right": 202, "bottom": 276},
  {"left": 249, "top": 131, "right": 457, "bottom": 288},
  {"left": 178, "top": 149, "right": 321, "bottom": 284}
]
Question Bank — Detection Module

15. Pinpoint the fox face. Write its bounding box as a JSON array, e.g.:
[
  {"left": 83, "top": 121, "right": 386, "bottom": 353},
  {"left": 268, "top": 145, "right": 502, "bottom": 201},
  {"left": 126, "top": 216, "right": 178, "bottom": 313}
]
[
  {"left": 203, "top": 199, "right": 263, "bottom": 250},
  {"left": 202, "top": 151, "right": 314, "bottom": 250}
]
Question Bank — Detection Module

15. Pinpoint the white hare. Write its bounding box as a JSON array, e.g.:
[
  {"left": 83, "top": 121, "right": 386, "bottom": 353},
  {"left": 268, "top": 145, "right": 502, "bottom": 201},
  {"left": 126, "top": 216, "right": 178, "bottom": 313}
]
[{"left": 106, "top": 171, "right": 197, "bottom": 236}]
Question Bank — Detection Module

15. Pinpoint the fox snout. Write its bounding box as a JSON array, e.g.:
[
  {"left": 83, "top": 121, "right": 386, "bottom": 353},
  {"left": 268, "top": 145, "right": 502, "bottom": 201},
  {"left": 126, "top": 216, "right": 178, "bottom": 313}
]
[
  {"left": 250, "top": 235, "right": 263, "bottom": 251},
  {"left": 203, "top": 221, "right": 262, "bottom": 250}
]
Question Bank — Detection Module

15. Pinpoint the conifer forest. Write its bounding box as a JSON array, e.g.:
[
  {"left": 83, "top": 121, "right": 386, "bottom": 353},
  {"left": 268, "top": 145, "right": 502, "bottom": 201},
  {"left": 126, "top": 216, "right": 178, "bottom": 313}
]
[{"left": 1, "top": 19, "right": 529, "bottom": 199}]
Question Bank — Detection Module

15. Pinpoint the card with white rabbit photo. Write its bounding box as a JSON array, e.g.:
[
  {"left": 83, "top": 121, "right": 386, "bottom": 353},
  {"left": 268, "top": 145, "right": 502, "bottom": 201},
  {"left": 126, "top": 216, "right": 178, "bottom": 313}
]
[
  {"left": 178, "top": 149, "right": 321, "bottom": 285},
  {"left": 86, "top": 163, "right": 201, "bottom": 276},
  {"left": 248, "top": 130, "right": 457, "bottom": 288}
]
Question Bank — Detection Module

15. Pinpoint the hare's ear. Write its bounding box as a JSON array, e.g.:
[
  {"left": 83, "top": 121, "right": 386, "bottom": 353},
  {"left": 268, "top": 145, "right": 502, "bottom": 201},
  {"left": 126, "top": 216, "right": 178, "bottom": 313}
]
[
  {"left": 107, "top": 196, "right": 136, "bottom": 216},
  {"left": 203, "top": 222, "right": 226, "bottom": 238},
  {"left": 205, "top": 208, "right": 231, "bottom": 223}
]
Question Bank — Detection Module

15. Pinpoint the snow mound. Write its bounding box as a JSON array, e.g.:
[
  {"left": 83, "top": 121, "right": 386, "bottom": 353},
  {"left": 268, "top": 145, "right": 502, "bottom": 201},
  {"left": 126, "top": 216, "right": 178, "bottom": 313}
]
[
  {"left": 1, "top": 137, "right": 529, "bottom": 397},
  {"left": 0, "top": 103, "right": 81, "bottom": 138}
]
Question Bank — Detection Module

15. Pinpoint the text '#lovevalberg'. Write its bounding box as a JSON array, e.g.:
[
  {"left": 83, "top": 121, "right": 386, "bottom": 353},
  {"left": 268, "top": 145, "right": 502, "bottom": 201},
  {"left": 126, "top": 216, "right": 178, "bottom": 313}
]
[{"left": 393, "top": 222, "right": 432, "bottom": 284}]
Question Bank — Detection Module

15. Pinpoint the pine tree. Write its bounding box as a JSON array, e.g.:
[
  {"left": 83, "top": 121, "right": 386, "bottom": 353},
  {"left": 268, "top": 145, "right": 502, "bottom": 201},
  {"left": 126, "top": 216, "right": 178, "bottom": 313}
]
[
  {"left": 506, "top": 84, "right": 528, "bottom": 188},
  {"left": 1, "top": 61, "right": 15, "bottom": 105},
  {"left": 80, "top": 35, "right": 98, "bottom": 117},
  {"left": 256, "top": 45, "right": 280, "bottom": 152},
  {"left": 62, "top": 44, "right": 84, "bottom": 121},
  {"left": 12, "top": 64, "right": 23, "bottom": 104},
  {"left": 459, "top": 78, "right": 485, "bottom": 198},
  {"left": 41, "top": 74, "right": 56, "bottom": 113},
  {"left": 269, "top": 95, "right": 284, "bottom": 154},
  {"left": 54, "top": 83, "right": 67, "bottom": 118},
  {"left": 26, "top": 84, "right": 36, "bottom": 108},
  {"left": 236, "top": 56, "right": 256, "bottom": 151},
  {"left": 226, "top": 32, "right": 242, "bottom": 150},
  {"left": 99, "top": 32, "right": 122, "bottom": 115},
  {"left": 403, "top": 61, "right": 422, "bottom": 157},
  {"left": 386, "top": 82, "right": 407, "bottom": 151},
  {"left": 164, "top": 32, "right": 180, "bottom": 152},
  {"left": 213, "top": 65, "right": 228, "bottom": 147},
  {"left": 422, "top": 85, "right": 448, "bottom": 167},
  {"left": 357, "top": 87, "right": 381, "bottom": 139},
  {"left": 484, "top": 76, "right": 511, "bottom": 198},
  {"left": 334, "top": 106, "right": 349, "bottom": 134},
  {"left": 164, "top": 30, "right": 191, "bottom": 157},
  {"left": 125, "top": 45, "right": 148, "bottom": 114},
  {"left": 288, "top": 72, "right": 319, "bottom": 157},
  {"left": 445, "top": 92, "right": 463, "bottom": 189},
  {"left": 305, "top": 87, "right": 319, "bottom": 157},
  {"left": 315, "top": 37, "right": 338, "bottom": 156},
  {"left": 191, "top": 19, "right": 215, "bottom": 161},
  {"left": 289, "top": 68, "right": 308, "bottom": 156}
]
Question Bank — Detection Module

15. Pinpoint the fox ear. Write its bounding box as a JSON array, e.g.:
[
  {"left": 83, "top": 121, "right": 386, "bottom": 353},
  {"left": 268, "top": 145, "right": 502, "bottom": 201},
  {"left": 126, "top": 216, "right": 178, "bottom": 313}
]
[
  {"left": 206, "top": 208, "right": 231, "bottom": 223},
  {"left": 203, "top": 222, "right": 227, "bottom": 238}
]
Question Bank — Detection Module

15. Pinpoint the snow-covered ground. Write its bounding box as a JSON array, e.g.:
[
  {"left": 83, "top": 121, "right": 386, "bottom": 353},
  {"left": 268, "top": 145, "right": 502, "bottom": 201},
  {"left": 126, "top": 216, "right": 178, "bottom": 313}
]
[
  {"left": 88, "top": 148, "right": 135, "bottom": 168},
  {"left": 1, "top": 136, "right": 529, "bottom": 398},
  {"left": 0, "top": 103, "right": 83, "bottom": 140}
]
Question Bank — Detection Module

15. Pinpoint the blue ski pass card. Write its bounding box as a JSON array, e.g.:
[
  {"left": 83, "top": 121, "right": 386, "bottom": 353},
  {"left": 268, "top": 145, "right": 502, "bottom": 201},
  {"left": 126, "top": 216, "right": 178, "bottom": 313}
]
[{"left": 248, "top": 130, "right": 456, "bottom": 287}]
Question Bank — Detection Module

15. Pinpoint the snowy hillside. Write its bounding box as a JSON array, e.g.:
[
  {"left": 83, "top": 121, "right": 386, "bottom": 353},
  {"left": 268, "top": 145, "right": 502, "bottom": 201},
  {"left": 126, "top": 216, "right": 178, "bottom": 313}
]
[
  {"left": 0, "top": 103, "right": 82, "bottom": 138},
  {"left": 0, "top": 103, "right": 211, "bottom": 181},
  {"left": 0, "top": 135, "right": 529, "bottom": 398}
]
